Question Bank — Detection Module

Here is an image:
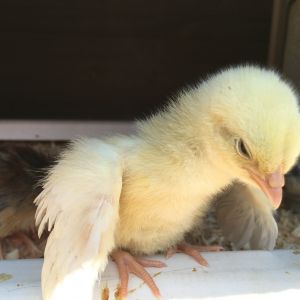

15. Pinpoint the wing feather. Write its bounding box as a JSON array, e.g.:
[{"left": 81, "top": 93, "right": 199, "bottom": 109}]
[
  {"left": 216, "top": 182, "right": 278, "bottom": 250},
  {"left": 35, "top": 138, "right": 123, "bottom": 300}
]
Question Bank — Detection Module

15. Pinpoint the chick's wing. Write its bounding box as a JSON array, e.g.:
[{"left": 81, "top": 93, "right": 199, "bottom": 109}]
[
  {"left": 35, "top": 138, "right": 123, "bottom": 300},
  {"left": 216, "top": 182, "right": 278, "bottom": 250}
]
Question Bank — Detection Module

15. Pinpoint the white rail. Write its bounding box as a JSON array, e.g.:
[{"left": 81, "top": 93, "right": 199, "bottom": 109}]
[{"left": 0, "top": 250, "right": 299, "bottom": 299}]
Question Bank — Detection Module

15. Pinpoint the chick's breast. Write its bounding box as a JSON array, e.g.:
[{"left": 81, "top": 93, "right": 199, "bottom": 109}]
[
  {"left": 114, "top": 147, "right": 225, "bottom": 255},
  {"left": 116, "top": 180, "right": 199, "bottom": 254}
]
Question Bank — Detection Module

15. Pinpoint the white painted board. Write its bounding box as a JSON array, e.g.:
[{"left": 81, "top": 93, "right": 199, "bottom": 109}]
[{"left": 0, "top": 250, "right": 300, "bottom": 300}]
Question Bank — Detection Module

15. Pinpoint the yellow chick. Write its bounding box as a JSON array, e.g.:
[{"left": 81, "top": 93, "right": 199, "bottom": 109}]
[{"left": 35, "top": 65, "right": 300, "bottom": 300}]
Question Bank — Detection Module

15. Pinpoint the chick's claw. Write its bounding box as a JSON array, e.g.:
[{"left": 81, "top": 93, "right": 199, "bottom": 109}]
[
  {"left": 166, "top": 242, "right": 224, "bottom": 267},
  {"left": 111, "top": 250, "right": 166, "bottom": 298}
]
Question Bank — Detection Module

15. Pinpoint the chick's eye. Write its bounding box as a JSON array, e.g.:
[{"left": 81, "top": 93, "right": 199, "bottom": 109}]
[{"left": 235, "top": 138, "right": 251, "bottom": 159}]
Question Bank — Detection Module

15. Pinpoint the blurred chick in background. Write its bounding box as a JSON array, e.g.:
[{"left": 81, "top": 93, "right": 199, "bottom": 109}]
[
  {"left": 34, "top": 65, "right": 300, "bottom": 300},
  {"left": 284, "top": 162, "right": 300, "bottom": 212},
  {"left": 216, "top": 182, "right": 278, "bottom": 250},
  {"left": 0, "top": 143, "right": 60, "bottom": 259}
]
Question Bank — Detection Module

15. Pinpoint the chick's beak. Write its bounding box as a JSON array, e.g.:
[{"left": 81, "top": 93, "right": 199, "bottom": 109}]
[{"left": 249, "top": 168, "right": 285, "bottom": 209}]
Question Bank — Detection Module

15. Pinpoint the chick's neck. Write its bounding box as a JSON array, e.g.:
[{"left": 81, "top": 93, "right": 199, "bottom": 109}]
[{"left": 135, "top": 97, "right": 236, "bottom": 190}]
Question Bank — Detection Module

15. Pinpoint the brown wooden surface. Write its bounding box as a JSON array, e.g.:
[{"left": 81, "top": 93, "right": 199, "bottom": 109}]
[{"left": 0, "top": 0, "right": 273, "bottom": 120}]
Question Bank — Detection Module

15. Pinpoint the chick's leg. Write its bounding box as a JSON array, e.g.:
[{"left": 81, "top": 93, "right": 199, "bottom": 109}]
[
  {"left": 111, "top": 249, "right": 166, "bottom": 298},
  {"left": 166, "top": 242, "right": 223, "bottom": 267}
]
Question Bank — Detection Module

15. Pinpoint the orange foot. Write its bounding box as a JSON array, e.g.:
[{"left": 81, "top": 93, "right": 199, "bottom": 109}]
[
  {"left": 10, "top": 232, "right": 42, "bottom": 258},
  {"left": 166, "top": 242, "right": 224, "bottom": 266},
  {"left": 111, "top": 249, "right": 166, "bottom": 298}
]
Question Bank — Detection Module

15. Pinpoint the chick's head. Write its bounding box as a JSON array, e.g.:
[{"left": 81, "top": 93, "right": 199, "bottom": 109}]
[{"left": 204, "top": 66, "right": 300, "bottom": 209}]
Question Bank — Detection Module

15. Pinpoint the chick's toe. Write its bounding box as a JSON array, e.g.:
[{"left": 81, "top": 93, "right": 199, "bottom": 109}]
[
  {"left": 166, "top": 242, "right": 224, "bottom": 267},
  {"left": 111, "top": 249, "right": 166, "bottom": 298}
]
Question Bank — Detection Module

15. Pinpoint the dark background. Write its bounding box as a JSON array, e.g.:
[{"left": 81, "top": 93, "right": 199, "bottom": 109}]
[{"left": 0, "top": 0, "right": 273, "bottom": 120}]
